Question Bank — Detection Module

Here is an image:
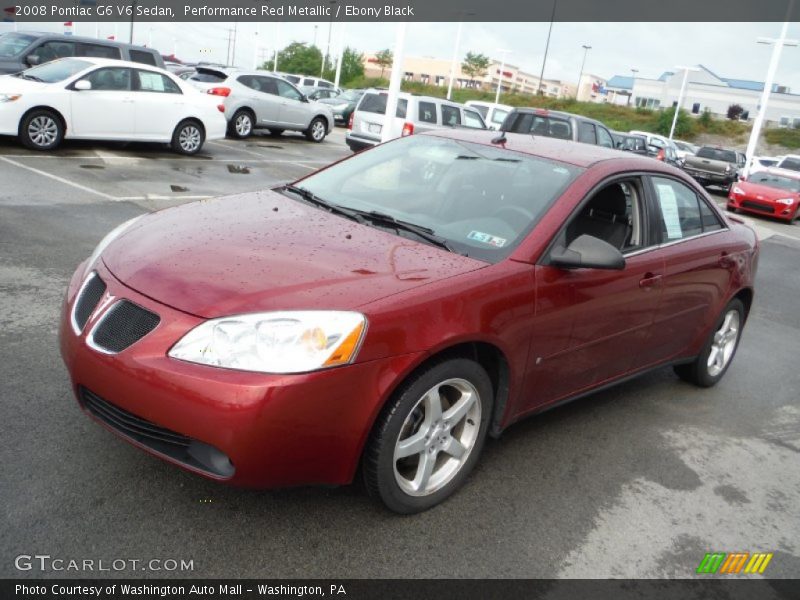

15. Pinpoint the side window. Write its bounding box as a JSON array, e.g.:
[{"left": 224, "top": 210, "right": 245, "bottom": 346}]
[
  {"left": 418, "top": 101, "right": 437, "bottom": 124},
  {"left": 276, "top": 79, "right": 302, "bottom": 101},
  {"left": 491, "top": 108, "right": 508, "bottom": 126},
  {"left": 129, "top": 49, "right": 157, "bottom": 66},
  {"left": 463, "top": 109, "right": 485, "bottom": 129},
  {"left": 82, "top": 67, "right": 131, "bottom": 91},
  {"left": 136, "top": 70, "right": 181, "bottom": 94},
  {"left": 29, "top": 41, "right": 76, "bottom": 64},
  {"left": 651, "top": 177, "right": 704, "bottom": 241},
  {"left": 578, "top": 122, "right": 597, "bottom": 144},
  {"left": 318, "top": 81, "right": 333, "bottom": 89},
  {"left": 303, "top": 78, "right": 315, "bottom": 86},
  {"left": 396, "top": 99, "right": 408, "bottom": 119},
  {"left": 257, "top": 77, "right": 279, "bottom": 95},
  {"left": 441, "top": 104, "right": 461, "bottom": 127},
  {"left": 596, "top": 126, "right": 614, "bottom": 148},
  {"left": 78, "top": 43, "right": 120, "bottom": 59},
  {"left": 563, "top": 179, "right": 645, "bottom": 252}
]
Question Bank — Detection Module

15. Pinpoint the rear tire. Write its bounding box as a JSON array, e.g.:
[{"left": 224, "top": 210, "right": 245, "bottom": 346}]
[
  {"left": 171, "top": 120, "right": 205, "bottom": 155},
  {"left": 305, "top": 117, "right": 327, "bottom": 143},
  {"left": 362, "top": 358, "right": 493, "bottom": 514},
  {"left": 229, "top": 109, "right": 254, "bottom": 139},
  {"left": 674, "top": 298, "right": 745, "bottom": 387},
  {"left": 20, "top": 109, "right": 63, "bottom": 151}
]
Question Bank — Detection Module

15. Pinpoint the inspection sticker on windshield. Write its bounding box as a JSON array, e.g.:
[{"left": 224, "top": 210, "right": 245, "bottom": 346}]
[{"left": 468, "top": 231, "right": 507, "bottom": 248}]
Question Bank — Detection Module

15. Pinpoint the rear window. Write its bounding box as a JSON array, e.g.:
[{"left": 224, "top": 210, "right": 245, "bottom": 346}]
[
  {"left": 358, "top": 93, "right": 408, "bottom": 119},
  {"left": 129, "top": 49, "right": 157, "bottom": 66},
  {"left": 190, "top": 69, "right": 228, "bottom": 83},
  {"left": 696, "top": 147, "right": 737, "bottom": 163},
  {"left": 490, "top": 108, "right": 508, "bottom": 126},
  {"left": 79, "top": 43, "right": 120, "bottom": 59},
  {"left": 505, "top": 112, "right": 572, "bottom": 140},
  {"left": 778, "top": 157, "right": 800, "bottom": 172}
]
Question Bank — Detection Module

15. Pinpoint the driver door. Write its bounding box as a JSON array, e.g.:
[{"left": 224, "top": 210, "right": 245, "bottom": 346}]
[
  {"left": 275, "top": 79, "right": 309, "bottom": 127},
  {"left": 69, "top": 67, "right": 136, "bottom": 138},
  {"left": 523, "top": 177, "right": 665, "bottom": 410}
]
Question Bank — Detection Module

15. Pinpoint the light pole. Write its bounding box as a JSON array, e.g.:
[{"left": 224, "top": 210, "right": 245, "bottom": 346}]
[
  {"left": 668, "top": 66, "right": 700, "bottom": 140},
  {"left": 537, "top": 0, "right": 557, "bottom": 95},
  {"left": 446, "top": 21, "right": 464, "bottom": 100},
  {"left": 576, "top": 44, "right": 591, "bottom": 100},
  {"left": 322, "top": 0, "right": 336, "bottom": 77},
  {"left": 334, "top": 22, "right": 347, "bottom": 89},
  {"left": 494, "top": 49, "right": 512, "bottom": 105},
  {"left": 628, "top": 68, "right": 638, "bottom": 106},
  {"left": 381, "top": 22, "right": 408, "bottom": 143},
  {"left": 742, "top": 18, "right": 798, "bottom": 178},
  {"left": 273, "top": 22, "right": 280, "bottom": 72}
]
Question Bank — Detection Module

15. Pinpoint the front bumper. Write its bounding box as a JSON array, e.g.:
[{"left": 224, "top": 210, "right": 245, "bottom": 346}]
[
  {"left": 727, "top": 194, "right": 798, "bottom": 222},
  {"left": 59, "top": 261, "right": 422, "bottom": 488},
  {"left": 683, "top": 167, "right": 735, "bottom": 185}
]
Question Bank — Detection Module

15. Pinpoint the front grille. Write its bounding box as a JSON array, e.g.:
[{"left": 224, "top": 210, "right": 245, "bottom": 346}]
[
  {"left": 742, "top": 201, "right": 775, "bottom": 214},
  {"left": 79, "top": 387, "right": 234, "bottom": 478},
  {"left": 90, "top": 300, "right": 160, "bottom": 353},
  {"left": 73, "top": 273, "right": 106, "bottom": 332}
]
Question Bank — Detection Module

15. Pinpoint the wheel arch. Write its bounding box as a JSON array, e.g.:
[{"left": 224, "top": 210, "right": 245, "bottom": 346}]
[
  {"left": 732, "top": 286, "right": 754, "bottom": 321},
  {"left": 19, "top": 105, "right": 68, "bottom": 136}
]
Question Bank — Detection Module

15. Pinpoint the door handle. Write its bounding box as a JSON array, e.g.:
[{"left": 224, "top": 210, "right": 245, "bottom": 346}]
[{"left": 639, "top": 273, "right": 662, "bottom": 288}]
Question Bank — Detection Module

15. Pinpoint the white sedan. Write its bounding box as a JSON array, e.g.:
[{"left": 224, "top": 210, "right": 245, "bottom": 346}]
[{"left": 0, "top": 57, "right": 226, "bottom": 154}]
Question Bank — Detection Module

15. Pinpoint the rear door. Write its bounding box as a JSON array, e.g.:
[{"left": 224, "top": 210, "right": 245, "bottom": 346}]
[
  {"left": 646, "top": 175, "right": 731, "bottom": 359},
  {"left": 238, "top": 75, "right": 281, "bottom": 125},
  {"left": 132, "top": 69, "right": 185, "bottom": 139},
  {"left": 69, "top": 66, "right": 135, "bottom": 138}
]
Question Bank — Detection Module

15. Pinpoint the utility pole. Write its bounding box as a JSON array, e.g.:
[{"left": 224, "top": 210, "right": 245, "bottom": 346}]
[
  {"left": 576, "top": 44, "right": 591, "bottom": 100},
  {"left": 537, "top": 0, "right": 557, "bottom": 95}
]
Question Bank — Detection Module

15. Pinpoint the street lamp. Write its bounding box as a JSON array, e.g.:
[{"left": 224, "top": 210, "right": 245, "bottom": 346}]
[
  {"left": 668, "top": 65, "right": 700, "bottom": 140},
  {"left": 628, "top": 68, "right": 638, "bottom": 106},
  {"left": 446, "top": 22, "right": 464, "bottom": 100},
  {"left": 741, "top": 28, "right": 798, "bottom": 178},
  {"left": 495, "top": 49, "right": 512, "bottom": 104},
  {"left": 576, "top": 44, "right": 591, "bottom": 100},
  {"left": 322, "top": 0, "right": 336, "bottom": 77},
  {"left": 537, "top": 0, "right": 557, "bottom": 95}
]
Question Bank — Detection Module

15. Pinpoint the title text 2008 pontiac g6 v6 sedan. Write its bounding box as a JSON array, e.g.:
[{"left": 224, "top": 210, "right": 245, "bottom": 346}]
[{"left": 59, "top": 130, "right": 758, "bottom": 513}]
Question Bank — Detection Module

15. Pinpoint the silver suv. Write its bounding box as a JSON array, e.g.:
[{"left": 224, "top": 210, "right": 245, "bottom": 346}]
[
  {"left": 188, "top": 67, "right": 334, "bottom": 142},
  {"left": 346, "top": 90, "right": 487, "bottom": 152}
]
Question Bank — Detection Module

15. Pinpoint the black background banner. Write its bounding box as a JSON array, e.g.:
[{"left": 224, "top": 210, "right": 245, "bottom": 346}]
[
  {"left": 7, "top": 0, "right": 800, "bottom": 23},
  {"left": 3, "top": 579, "right": 800, "bottom": 600}
]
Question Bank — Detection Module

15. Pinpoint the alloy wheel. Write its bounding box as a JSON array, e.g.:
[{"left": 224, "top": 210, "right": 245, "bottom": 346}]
[
  {"left": 179, "top": 125, "right": 202, "bottom": 153},
  {"left": 235, "top": 114, "right": 252, "bottom": 137},
  {"left": 28, "top": 116, "right": 58, "bottom": 148},
  {"left": 311, "top": 120, "right": 326, "bottom": 141},
  {"left": 707, "top": 309, "right": 740, "bottom": 377},
  {"left": 393, "top": 378, "right": 481, "bottom": 497}
]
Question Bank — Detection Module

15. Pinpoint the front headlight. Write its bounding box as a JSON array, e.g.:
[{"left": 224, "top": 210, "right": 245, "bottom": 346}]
[
  {"left": 732, "top": 186, "right": 745, "bottom": 195},
  {"left": 0, "top": 93, "right": 22, "bottom": 103},
  {"left": 775, "top": 198, "right": 795, "bottom": 205},
  {"left": 169, "top": 311, "right": 367, "bottom": 374},
  {"left": 84, "top": 215, "right": 144, "bottom": 276}
]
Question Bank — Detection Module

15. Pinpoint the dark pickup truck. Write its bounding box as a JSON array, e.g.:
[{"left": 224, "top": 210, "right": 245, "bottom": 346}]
[{"left": 682, "top": 146, "right": 746, "bottom": 191}]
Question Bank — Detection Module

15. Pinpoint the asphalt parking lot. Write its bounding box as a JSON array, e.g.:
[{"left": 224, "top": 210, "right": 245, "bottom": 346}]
[{"left": 1, "top": 131, "right": 799, "bottom": 581}]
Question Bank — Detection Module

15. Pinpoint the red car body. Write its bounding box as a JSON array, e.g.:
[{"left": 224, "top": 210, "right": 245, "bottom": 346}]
[
  {"left": 728, "top": 168, "right": 800, "bottom": 222},
  {"left": 59, "top": 130, "right": 759, "bottom": 489}
]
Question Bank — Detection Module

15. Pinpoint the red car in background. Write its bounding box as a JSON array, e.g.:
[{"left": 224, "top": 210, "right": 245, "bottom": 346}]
[
  {"left": 60, "top": 130, "right": 759, "bottom": 513},
  {"left": 728, "top": 168, "right": 800, "bottom": 222}
]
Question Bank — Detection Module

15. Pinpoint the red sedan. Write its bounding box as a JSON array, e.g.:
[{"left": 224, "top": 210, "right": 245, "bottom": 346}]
[
  {"left": 728, "top": 168, "right": 800, "bottom": 222},
  {"left": 60, "top": 130, "right": 759, "bottom": 513}
]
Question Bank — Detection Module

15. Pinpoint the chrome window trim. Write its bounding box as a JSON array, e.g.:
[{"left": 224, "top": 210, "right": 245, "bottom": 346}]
[{"left": 622, "top": 227, "right": 728, "bottom": 258}]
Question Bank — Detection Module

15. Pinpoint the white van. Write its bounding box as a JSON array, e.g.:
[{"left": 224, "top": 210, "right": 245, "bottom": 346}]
[{"left": 464, "top": 101, "right": 513, "bottom": 130}]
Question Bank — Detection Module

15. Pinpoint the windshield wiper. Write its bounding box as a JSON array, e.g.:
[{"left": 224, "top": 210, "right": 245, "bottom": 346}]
[
  {"left": 349, "top": 210, "right": 455, "bottom": 253},
  {"left": 282, "top": 185, "right": 366, "bottom": 223},
  {"left": 19, "top": 73, "right": 44, "bottom": 82}
]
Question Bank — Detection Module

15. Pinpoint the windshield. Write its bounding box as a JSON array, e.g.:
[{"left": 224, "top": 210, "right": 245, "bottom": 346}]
[
  {"left": 358, "top": 92, "right": 408, "bottom": 118},
  {"left": 339, "top": 90, "right": 362, "bottom": 102},
  {"left": 0, "top": 33, "right": 35, "bottom": 59},
  {"left": 696, "top": 147, "right": 737, "bottom": 163},
  {"left": 291, "top": 135, "right": 581, "bottom": 263},
  {"left": 778, "top": 157, "right": 800, "bottom": 172},
  {"left": 17, "top": 58, "right": 91, "bottom": 83},
  {"left": 748, "top": 173, "right": 800, "bottom": 192}
]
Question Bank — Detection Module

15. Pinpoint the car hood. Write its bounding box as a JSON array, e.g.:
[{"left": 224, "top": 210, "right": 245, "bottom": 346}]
[
  {"left": 317, "top": 97, "right": 349, "bottom": 106},
  {"left": 102, "top": 190, "right": 487, "bottom": 318},
  {"left": 739, "top": 181, "right": 799, "bottom": 200},
  {"left": 0, "top": 73, "right": 49, "bottom": 92}
]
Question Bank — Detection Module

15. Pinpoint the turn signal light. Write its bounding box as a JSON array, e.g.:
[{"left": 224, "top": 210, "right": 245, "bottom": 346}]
[
  {"left": 217, "top": 104, "right": 225, "bottom": 113},
  {"left": 207, "top": 87, "right": 231, "bottom": 97},
  {"left": 347, "top": 113, "right": 354, "bottom": 130},
  {"left": 401, "top": 122, "right": 414, "bottom": 136}
]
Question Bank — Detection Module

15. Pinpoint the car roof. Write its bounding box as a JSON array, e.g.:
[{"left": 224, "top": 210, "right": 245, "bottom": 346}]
[
  {"left": 509, "top": 107, "right": 604, "bottom": 124},
  {"left": 15, "top": 30, "right": 154, "bottom": 52},
  {"left": 363, "top": 89, "right": 465, "bottom": 106},
  {"left": 419, "top": 128, "right": 667, "bottom": 169},
  {"left": 42, "top": 56, "right": 170, "bottom": 72},
  {"left": 759, "top": 167, "right": 800, "bottom": 180}
]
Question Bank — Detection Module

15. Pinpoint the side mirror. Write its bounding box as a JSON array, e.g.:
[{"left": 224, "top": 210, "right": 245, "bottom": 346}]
[
  {"left": 25, "top": 54, "right": 41, "bottom": 67},
  {"left": 300, "top": 94, "right": 309, "bottom": 103},
  {"left": 74, "top": 79, "right": 92, "bottom": 91},
  {"left": 549, "top": 234, "right": 625, "bottom": 270}
]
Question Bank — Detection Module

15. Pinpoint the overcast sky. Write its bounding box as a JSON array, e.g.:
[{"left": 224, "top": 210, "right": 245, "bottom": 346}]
[{"left": 4, "top": 21, "right": 800, "bottom": 90}]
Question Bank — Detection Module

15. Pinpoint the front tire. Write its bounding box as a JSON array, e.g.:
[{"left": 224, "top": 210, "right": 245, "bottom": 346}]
[
  {"left": 674, "top": 298, "right": 745, "bottom": 387},
  {"left": 305, "top": 117, "right": 327, "bottom": 143},
  {"left": 171, "top": 120, "right": 205, "bottom": 155},
  {"left": 20, "top": 109, "right": 63, "bottom": 151},
  {"left": 363, "top": 358, "right": 493, "bottom": 514}
]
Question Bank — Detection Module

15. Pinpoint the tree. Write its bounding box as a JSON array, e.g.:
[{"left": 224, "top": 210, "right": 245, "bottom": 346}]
[
  {"left": 656, "top": 107, "right": 692, "bottom": 138},
  {"left": 374, "top": 49, "right": 393, "bottom": 78},
  {"left": 323, "top": 47, "right": 365, "bottom": 86},
  {"left": 270, "top": 42, "right": 324, "bottom": 76},
  {"left": 727, "top": 104, "right": 744, "bottom": 120},
  {"left": 461, "top": 52, "right": 490, "bottom": 87}
]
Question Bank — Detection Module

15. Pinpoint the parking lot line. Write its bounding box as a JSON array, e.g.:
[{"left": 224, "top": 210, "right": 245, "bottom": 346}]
[
  {"left": 0, "top": 154, "right": 331, "bottom": 164},
  {"left": 0, "top": 155, "right": 115, "bottom": 201}
]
